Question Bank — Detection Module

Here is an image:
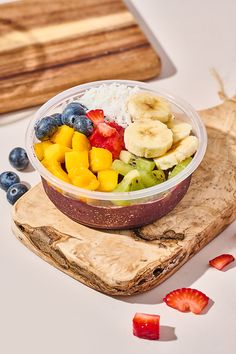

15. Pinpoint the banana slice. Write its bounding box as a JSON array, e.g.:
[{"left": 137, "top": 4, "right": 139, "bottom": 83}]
[
  {"left": 124, "top": 121, "right": 173, "bottom": 158},
  {"left": 167, "top": 120, "right": 192, "bottom": 144},
  {"left": 127, "top": 92, "right": 172, "bottom": 123},
  {"left": 154, "top": 135, "right": 199, "bottom": 170}
]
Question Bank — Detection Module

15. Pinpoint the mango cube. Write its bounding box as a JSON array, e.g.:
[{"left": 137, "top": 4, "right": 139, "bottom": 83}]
[
  {"left": 89, "top": 147, "right": 112, "bottom": 173},
  {"left": 44, "top": 144, "right": 71, "bottom": 163},
  {"left": 65, "top": 151, "right": 89, "bottom": 174},
  {"left": 70, "top": 167, "right": 99, "bottom": 190},
  {"left": 42, "top": 159, "right": 70, "bottom": 183},
  {"left": 72, "top": 131, "right": 90, "bottom": 151},
  {"left": 34, "top": 141, "right": 53, "bottom": 161},
  {"left": 97, "top": 170, "right": 118, "bottom": 192},
  {"left": 51, "top": 125, "right": 74, "bottom": 148}
]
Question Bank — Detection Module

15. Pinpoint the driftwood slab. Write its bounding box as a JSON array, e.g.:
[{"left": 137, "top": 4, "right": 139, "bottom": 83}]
[
  {"left": 12, "top": 98, "right": 236, "bottom": 295},
  {"left": 0, "top": 0, "right": 161, "bottom": 114}
]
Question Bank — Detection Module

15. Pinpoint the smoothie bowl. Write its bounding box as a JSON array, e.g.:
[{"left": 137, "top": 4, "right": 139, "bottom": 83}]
[{"left": 26, "top": 80, "right": 207, "bottom": 229}]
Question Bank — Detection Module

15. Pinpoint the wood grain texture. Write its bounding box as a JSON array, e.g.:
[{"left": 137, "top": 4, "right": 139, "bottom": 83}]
[
  {"left": 12, "top": 98, "right": 236, "bottom": 295},
  {"left": 0, "top": 0, "right": 161, "bottom": 113}
]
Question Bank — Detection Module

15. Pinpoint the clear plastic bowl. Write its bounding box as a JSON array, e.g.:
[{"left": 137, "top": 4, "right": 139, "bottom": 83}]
[{"left": 26, "top": 80, "right": 207, "bottom": 229}]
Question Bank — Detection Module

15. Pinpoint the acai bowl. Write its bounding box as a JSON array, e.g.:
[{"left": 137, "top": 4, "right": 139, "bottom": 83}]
[{"left": 26, "top": 80, "right": 207, "bottom": 229}]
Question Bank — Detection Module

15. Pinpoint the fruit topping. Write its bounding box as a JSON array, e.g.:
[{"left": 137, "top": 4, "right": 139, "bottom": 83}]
[
  {"left": 128, "top": 92, "right": 172, "bottom": 123},
  {"left": 167, "top": 120, "right": 192, "bottom": 144},
  {"left": 6, "top": 183, "right": 28, "bottom": 205},
  {"left": 72, "top": 132, "right": 91, "bottom": 151},
  {"left": 133, "top": 313, "right": 160, "bottom": 340},
  {"left": 51, "top": 125, "right": 74, "bottom": 148},
  {"left": 70, "top": 166, "right": 99, "bottom": 190},
  {"left": 89, "top": 147, "right": 112, "bottom": 173},
  {"left": 114, "top": 169, "right": 144, "bottom": 192},
  {"left": 111, "top": 159, "right": 134, "bottom": 176},
  {"left": 34, "top": 141, "right": 53, "bottom": 161},
  {"left": 62, "top": 102, "right": 87, "bottom": 125},
  {"left": 73, "top": 115, "right": 94, "bottom": 136},
  {"left": 0, "top": 171, "right": 20, "bottom": 191},
  {"left": 163, "top": 288, "right": 209, "bottom": 314},
  {"left": 86, "top": 109, "right": 104, "bottom": 124},
  {"left": 42, "top": 159, "right": 70, "bottom": 183},
  {"left": 44, "top": 144, "right": 71, "bottom": 163},
  {"left": 51, "top": 113, "right": 63, "bottom": 126},
  {"left": 154, "top": 135, "right": 198, "bottom": 170},
  {"left": 209, "top": 254, "right": 235, "bottom": 270},
  {"left": 9, "top": 147, "right": 29, "bottom": 170},
  {"left": 168, "top": 157, "right": 192, "bottom": 179},
  {"left": 35, "top": 116, "right": 59, "bottom": 141},
  {"left": 124, "top": 120, "right": 173, "bottom": 158},
  {"left": 97, "top": 122, "right": 116, "bottom": 137},
  {"left": 97, "top": 170, "right": 118, "bottom": 192},
  {"left": 65, "top": 151, "right": 89, "bottom": 172}
]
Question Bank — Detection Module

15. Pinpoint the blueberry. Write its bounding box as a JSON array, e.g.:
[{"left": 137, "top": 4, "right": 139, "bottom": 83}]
[
  {"left": 0, "top": 171, "right": 20, "bottom": 191},
  {"left": 34, "top": 116, "right": 58, "bottom": 141},
  {"left": 51, "top": 113, "right": 63, "bottom": 126},
  {"left": 62, "top": 102, "right": 87, "bottom": 126},
  {"left": 9, "top": 147, "right": 29, "bottom": 171},
  {"left": 73, "top": 115, "right": 94, "bottom": 136},
  {"left": 6, "top": 183, "right": 28, "bottom": 205}
]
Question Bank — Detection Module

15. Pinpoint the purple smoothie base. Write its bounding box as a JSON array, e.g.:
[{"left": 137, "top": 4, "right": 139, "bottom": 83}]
[{"left": 42, "top": 176, "right": 192, "bottom": 230}]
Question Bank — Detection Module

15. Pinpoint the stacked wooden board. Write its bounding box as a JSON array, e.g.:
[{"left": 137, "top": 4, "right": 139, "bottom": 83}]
[{"left": 0, "top": 0, "right": 161, "bottom": 113}]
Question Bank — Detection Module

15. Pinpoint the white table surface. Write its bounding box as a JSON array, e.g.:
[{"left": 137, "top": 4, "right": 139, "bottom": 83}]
[{"left": 0, "top": 1, "right": 236, "bottom": 353}]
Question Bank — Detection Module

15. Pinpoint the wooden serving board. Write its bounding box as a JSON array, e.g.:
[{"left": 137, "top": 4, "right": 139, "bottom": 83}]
[
  {"left": 0, "top": 0, "right": 161, "bottom": 114},
  {"left": 12, "top": 98, "right": 236, "bottom": 296}
]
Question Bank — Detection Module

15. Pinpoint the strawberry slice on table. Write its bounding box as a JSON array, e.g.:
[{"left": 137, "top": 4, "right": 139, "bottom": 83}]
[
  {"left": 133, "top": 313, "right": 160, "bottom": 340},
  {"left": 86, "top": 109, "right": 104, "bottom": 124},
  {"left": 163, "top": 288, "right": 209, "bottom": 314},
  {"left": 209, "top": 254, "right": 235, "bottom": 270}
]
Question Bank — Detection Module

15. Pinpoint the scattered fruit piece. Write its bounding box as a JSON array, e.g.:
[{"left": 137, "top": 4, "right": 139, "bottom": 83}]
[
  {"left": 124, "top": 120, "right": 173, "bottom": 158},
  {"left": 209, "top": 254, "right": 235, "bottom": 270},
  {"left": 35, "top": 116, "right": 58, "bottom": 141},
  {"left": 73, "top": 115, "right": 94, "bottom": 136},
  {"left": 44, "top": 144, "right": 71, "bottom": 163},
  {"left": 128, "top": 91, "right": 171, "bottom": 123},
  {"left": 51, "top": 125, "right": 74, "bottom": 148},
  {"left": 86, "top": 109, "right": 104, "bottom": 124},
  {"left": 97, "top": 170, "right": 118, "bottom": 191},
  {"left": 9, "top": 147, "right": 29, "bottom": 170},
  {"left": 72, "top": 132, "right": 90, "bottom": 151},
  {"left": 0, "top": 171, "right": 20, "bottom": 191},
  {"left": 65, "top": 151, "right": 89, "bottom": 172},
  {"left": 6, "top": 183, "right": 28, "bottom": 205},
  {"left": 89, "top": 147, "right": 112, "bottom": 173},
  {"left": 133, "top": 313, "right": 160, "bottom": 340},
  {"left": 62, "top": 102, "right": 87, "bottom": 125},
  {"left": 168, "top": 157, "right": 192, "bottom": 179},
  {"left": 163, "top": 288, "right": 209, "bottom": 314},
  {"left": 70, "top": 167, "right": 99, "bottom": 190}
]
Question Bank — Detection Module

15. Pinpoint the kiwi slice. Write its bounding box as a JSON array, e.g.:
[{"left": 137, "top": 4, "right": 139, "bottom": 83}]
[
  {"left": 136, "top": 157, "right": 155, "bottom": 172},
  {"left": 139, "top": 168, "right": 166, "bottom": 188},
  {"left": 119, "top": 150, "right": 136, "bottom": 165},
  {"left": 114, "top": 170, "right": 144, "bottom": 192},
  {"left": 168, "top": 157, "right": 192, "bottom": 179},
  {"left": 152, "top": 169, "right": 166, "bottom": 183},
  {"left": 112, "top": 159, "right": 135, "bottom": 176}
]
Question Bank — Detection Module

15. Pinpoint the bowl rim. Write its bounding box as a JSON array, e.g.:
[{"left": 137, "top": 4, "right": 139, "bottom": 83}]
[{"left": 26, "top": 79, "right": 207, "bottom": 200}]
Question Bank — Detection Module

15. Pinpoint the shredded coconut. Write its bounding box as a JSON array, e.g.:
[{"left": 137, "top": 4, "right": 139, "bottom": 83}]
[{"left": 74, "top": 83, "right": 140, "bottom": 127}]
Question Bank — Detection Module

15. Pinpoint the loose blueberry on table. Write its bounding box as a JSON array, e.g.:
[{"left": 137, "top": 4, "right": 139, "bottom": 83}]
[
  {"left": 9, "top": 147, "right": 29, "bottom": 170},
  {"left": 6, "top": 183, "right": 29, "bottom": 205},
  {"left": 0, "top": 171, "right": 20, "bottom": 191}
]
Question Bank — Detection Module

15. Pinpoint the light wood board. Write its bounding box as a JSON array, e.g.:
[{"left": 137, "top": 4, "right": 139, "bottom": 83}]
[{"left": 12, "top": 98, "right": 236, "bottom": 295}]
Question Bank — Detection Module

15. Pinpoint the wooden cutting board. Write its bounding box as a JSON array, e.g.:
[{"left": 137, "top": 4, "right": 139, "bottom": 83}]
[
  {"left": 0, "top": 0, "right": 161, "bottom": 114},
  {"left": 12, "top": 98, "right": 236, "bottom": 296}
]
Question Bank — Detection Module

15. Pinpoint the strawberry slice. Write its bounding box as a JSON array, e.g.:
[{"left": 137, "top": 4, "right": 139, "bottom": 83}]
[
  {"left": 133, "top": 313, "right": 160, "bottom": 340},
  {"left": 163, "top": 288, "right": 209, "bottom": 314},
  {"left": 86, "top": 109, "right": 104, "bottom": 124},
  {"left": 209, "top": 254, "right": 235, "bottom": 270},
  {"left": 97, "top": 122, "right": 116, "bottom": 137}
]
